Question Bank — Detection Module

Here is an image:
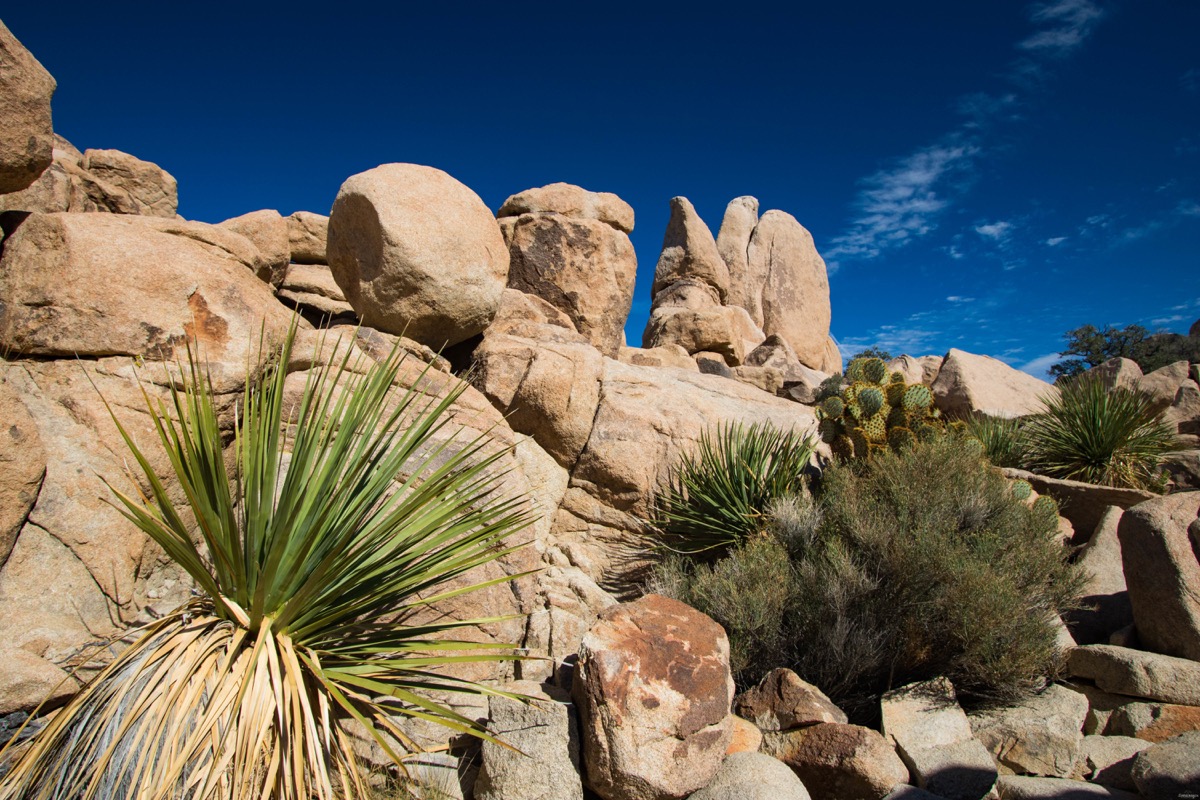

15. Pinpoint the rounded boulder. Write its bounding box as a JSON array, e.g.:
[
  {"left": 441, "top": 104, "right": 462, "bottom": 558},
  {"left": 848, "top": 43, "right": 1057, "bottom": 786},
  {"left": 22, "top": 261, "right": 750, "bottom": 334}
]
[{"left": 327, "top": 163, "right": 509, "bottom": 348}]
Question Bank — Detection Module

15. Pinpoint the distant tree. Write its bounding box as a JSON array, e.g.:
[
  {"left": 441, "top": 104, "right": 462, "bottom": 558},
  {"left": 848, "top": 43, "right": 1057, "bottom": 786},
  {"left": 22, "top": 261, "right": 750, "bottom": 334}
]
[
  {"left": 852, "top": 346, "right": 894, "bottom": 362},
  {"left": 1050, "top": 323, "right": 1200, "bottom": 381}
]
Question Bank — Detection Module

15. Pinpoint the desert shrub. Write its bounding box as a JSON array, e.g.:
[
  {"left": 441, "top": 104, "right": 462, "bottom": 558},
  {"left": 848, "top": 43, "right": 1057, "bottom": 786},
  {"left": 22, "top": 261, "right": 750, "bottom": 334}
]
[
  {"left": 1022, "top": 374, "right": 1177, "bottom": 490},
  {"left": 653, "top": 422, "right": 816, "bottom": 558},
  {"left": 964, "top": 413, "right": 1028, "bottom": 468},
  {"left": 651, "top": 536, "right": 798, "bottom": 683},
  {"left": 0, "top": 327, "right": 532, "bottom": 800},
  {"left": 792, "top": 438, "right": 1082, "bottom": 712},
  {"left": 652, "top": 436, "right": 1081, "bottom": 712}
]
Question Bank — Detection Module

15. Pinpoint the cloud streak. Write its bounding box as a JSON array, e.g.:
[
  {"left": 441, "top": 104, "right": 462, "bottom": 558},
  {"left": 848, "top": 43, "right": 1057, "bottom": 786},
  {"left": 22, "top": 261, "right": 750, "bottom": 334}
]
[{"left": 827, "top": 0, "right": 1107, "bottom": 270}]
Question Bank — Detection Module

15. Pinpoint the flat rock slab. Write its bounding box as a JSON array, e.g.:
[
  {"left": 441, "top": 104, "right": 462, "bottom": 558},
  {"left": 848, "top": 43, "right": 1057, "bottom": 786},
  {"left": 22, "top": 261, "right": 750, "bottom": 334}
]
[
  {"left": 997, "top": 775, "right": 1139, "bottom": 800},
  {"left": 882, "top": 678, "right": 997, "bottom": 800},
  {"left": 1067, "top": 645, "right": 1200, "bottom": 706},
  {"left": 1071, "top": 735, "right": 1151, "bottom": 792}
]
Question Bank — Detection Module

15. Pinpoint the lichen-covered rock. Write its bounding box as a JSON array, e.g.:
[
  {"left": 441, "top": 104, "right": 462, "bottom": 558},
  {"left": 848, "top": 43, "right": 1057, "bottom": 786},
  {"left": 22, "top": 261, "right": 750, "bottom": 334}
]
[
  {"left": 1107, "top": 701, "right": 1200, "bottom": 743},
  {"left": 572, "top": 594, "right": 734, "bottom": 800},
  {"left": 327, "top": 163, "right": 509, "bottom": 348}
]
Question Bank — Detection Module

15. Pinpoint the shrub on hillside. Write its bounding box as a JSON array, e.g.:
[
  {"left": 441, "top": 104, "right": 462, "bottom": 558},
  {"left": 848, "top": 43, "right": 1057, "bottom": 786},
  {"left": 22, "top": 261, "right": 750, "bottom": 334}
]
[
  {"left": 652, "top": 437, "right": 1081, "bottom": 716},
  {"left": 1022, "top": 374, "right": 1177, "bottom": 491}
]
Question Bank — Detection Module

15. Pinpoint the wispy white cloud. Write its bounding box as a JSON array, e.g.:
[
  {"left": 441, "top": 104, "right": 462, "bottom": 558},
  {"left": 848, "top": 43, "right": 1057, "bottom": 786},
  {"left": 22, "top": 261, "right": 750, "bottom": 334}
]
[
  {"left": 1018, "top": 352, "right": 1061, "bottom": 380},
  {"left": 946, "top": 296, "right": 975, "bottom": 303},
  {"left": 975, "top": 220, "right": 1015, "bottom": 242},
  {"left": 1045, "top": 236, "right": 1068, "bottom": 246},
  {"left": 1018, "top": 0, "right": 1107, "bottom": 57},
  {"left": 1151, "top": 314, "right": 1185, "bottom": 326},
  {"left": 826, "top": 140, "right": 979, "bottom": 268},
  {"left": 828, "top": 0, "right": 1107, "bottom": 271},
  {"left": 1182, "top": 68, "right": 1200, "bottom": 94},
  {"left": 1177, "top": 200, "right": 1200, "bottom": 217}
]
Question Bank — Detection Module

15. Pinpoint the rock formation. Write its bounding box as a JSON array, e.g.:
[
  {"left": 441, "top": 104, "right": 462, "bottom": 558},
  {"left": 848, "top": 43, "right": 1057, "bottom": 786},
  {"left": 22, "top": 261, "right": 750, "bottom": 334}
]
[
  {"left": 327, "top": 163, "right": 509, "bottom": 348},
  {"left": 0, "top": 20, "right": 55, "bottom": 195}
]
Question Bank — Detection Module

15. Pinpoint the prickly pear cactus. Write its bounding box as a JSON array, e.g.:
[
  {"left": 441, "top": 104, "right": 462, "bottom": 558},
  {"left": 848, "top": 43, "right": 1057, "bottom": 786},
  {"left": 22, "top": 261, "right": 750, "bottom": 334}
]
[{"left": 815, "top": 355, "right": 945, "bottom": 460}]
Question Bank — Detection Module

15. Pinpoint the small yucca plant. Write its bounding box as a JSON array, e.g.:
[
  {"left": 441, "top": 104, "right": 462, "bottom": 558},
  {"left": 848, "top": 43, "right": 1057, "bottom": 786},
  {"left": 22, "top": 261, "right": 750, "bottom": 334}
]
[
  {"left": 1023, "top": 375, "right": 1177, "bottom": 490},
  {"left": 0, "top": 326, "right": 533, "bottom": 800},
  {"left": 653, "top": 421, "right": 816, "bottom": 558}
]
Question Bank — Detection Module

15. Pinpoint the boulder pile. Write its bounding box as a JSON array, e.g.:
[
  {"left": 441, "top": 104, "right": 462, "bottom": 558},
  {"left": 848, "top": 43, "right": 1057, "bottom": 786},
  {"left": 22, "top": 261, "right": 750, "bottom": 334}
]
[{"left": 2, "top": 19, "right": 1200, "bottom": 800}]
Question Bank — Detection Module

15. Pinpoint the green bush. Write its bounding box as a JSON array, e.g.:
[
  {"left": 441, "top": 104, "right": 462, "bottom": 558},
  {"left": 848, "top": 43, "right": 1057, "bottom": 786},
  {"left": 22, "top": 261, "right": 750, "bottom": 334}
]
[
  {"left": 653, "top": 422, "right": 816, "bottom": 558},
  {"left": 652, "top": 437, "right": 1081, "bottom": 715},
  {"left": 1022, "top": 375, "right": 1177, "bottom": 490}
]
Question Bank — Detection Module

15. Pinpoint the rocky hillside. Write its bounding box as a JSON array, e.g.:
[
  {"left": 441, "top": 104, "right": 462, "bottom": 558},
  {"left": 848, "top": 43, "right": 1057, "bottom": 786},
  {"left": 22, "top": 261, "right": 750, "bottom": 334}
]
[{"left": 3, "top": 19, "right": 1200, "bottom": 800}]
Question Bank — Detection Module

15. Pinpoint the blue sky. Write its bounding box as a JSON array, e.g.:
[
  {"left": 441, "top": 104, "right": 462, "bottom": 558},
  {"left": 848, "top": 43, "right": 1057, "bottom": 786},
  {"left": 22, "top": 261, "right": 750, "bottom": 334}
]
[{"left": 4, "top": 1, "right": 1197, "bottom": 378}]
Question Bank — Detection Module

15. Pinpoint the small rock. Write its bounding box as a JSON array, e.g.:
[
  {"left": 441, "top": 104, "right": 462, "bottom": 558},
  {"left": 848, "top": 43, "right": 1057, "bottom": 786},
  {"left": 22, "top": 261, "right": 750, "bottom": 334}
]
[
  {"left": 219, "top": 209, "right": 290, "bottom": 287},
  {"left": 688, "top": 751, "right": 811, "bottom": 800},
  {"left": 1130, "top": 731, "right": 1200, "bottom": 800},
  {"left": 733, "top": 668, "right": 848, "bottom": 732},
  {"left": 618, "top": 345, "right": 699, "bottom": 372},
  {"left": 762, "top": 723, "right": 909, "bottom": 800},
  {"left": 968, "top": 683, "right": 1088, "bottom": 778},
  {"left": 726, "top": 715, "right": 763, "bottom": 755},
  {"left": 286, "top": 211, "right": 329, "bottom": 264},
  {"left": 997, "top": 775, "right": 1138, "bottom": 800},
  {"left": 1071, "top": 735, "right": 1151, "bottom": 791},
  {"left": 497, "top": 182, "right": 634, "bottom": 234}
]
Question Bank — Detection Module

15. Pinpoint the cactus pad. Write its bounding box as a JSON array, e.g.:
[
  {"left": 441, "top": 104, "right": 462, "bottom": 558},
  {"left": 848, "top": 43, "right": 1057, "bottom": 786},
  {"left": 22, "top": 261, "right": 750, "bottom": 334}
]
[{"left": 902, "top": 384, "right": 934, "bottom": 411}]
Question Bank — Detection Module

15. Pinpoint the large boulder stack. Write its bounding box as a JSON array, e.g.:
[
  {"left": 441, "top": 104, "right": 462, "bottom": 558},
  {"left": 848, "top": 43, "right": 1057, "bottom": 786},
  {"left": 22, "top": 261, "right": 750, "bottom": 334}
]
[
  {"left": 644, "top": 196, "right": 837, "bottom": 374},
  {"left": 498, "top": 183, "right": 637, "bottom": 357},
  {"left": 0, "top": 21, "right": 55, "bottom": 195},
  {"left": 327, "top": 163, "right": 509, "bottom": 348}
]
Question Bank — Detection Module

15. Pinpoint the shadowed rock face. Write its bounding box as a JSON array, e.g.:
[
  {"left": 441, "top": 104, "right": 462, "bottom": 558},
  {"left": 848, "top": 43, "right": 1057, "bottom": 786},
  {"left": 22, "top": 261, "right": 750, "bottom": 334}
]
[{"left": 0, "top": 20, "right": 55, "bottom": 195}]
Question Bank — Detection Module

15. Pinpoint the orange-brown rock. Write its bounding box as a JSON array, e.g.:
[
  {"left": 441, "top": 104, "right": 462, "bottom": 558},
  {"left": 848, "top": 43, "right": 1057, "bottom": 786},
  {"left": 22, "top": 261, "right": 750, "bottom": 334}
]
[
  {"left": 572, "top": 594, "right": 734, "bottom": 800},
  {"left": 1108, "top": 702, "right": 1200, "bottom": 743},
  {"left": 762, "top": 723, "right": 909, "bottom": 800},
  {"left": 734, "top": 668, "right": 848, "bottom": 731}
]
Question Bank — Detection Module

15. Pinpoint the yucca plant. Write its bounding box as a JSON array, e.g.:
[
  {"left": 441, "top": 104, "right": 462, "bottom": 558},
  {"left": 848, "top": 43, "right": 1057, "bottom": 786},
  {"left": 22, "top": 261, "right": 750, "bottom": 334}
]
[
  {"left": 1022, "top": 374, "right": 1177, "bottom": 490},
  {"left": 0, "top": 327, "right": 533, "bottom": 800},
  {"left": 963, "top": 413, "right": 1028, "bottom": 469},
  {"left": 653, "top": 421, "right": 816, "bottom": 558}
]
